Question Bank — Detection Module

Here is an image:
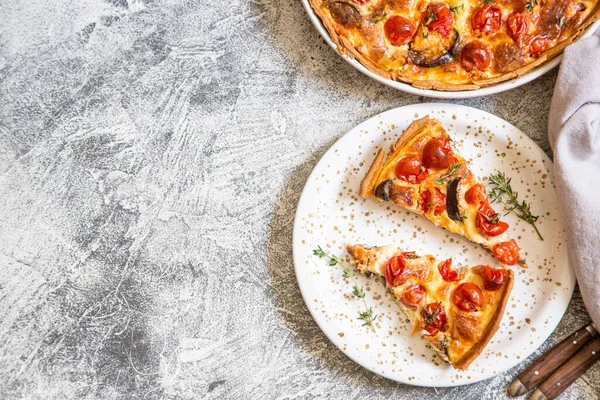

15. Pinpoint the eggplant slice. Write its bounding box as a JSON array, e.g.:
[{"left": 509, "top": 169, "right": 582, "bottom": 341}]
[
  {"left": 409, "top": 28, "right": 460, "bottom": 68},
  {"left": 375, "top": 180, "right": 393, "bottom": 201},
  {"left": 446, "top": 177, "right": 463, "bottom": 222},
  {"left": 326, "top": 1, "right": 363, "bottom": 28}
]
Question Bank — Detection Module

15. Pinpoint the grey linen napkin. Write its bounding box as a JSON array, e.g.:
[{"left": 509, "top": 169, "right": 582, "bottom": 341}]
[{"left": 548, "top": 29, "right": 600, "bottom": 327}]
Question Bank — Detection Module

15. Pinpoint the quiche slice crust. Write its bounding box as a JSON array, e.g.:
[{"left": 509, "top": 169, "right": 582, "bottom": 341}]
[
  {"left": 360, "top": 115, "right": 521, "bottom": 266},
  {"left": 347, "top": 243, "right": 514, "bottom": 369}
]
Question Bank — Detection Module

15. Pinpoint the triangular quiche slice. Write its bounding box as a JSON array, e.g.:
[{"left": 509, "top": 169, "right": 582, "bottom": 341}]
[
  {"left": 347, "top": 243, "right": 514, "bottom": 370},
  {"left": 360, "top": 115, "right": 521, "bottom": 266}
]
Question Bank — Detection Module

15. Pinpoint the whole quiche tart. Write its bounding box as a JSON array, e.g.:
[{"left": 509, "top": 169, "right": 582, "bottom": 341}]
[{"left": 307, "top": 0, "right": 600, "bottom": 90}]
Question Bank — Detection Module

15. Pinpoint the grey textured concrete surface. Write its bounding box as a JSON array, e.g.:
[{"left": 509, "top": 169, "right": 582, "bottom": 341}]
[{"left": 0, "top": 0, "right": 598, "bottom": 399}]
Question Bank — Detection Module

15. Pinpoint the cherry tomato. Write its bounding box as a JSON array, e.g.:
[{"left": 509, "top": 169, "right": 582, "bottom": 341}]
[
  {"left": 438, "top": 258, "right": 460, "bottom": 281},
  {"left": 421, "top": 4, "right": 454, "bottom": 37},
  {"left": 476, "top": 201, "right": 509, "bottom": 236},
  {"left": 401, "top": 284, "right": 426, "bottom": 308},
  {"left": 422, "top": 137, "right": 453, "bottom": 169},
  {"left": 420, "top": 187, "right": 447, "bottom": 215},
  {"left": 493, "top": 239, "right": 520, "bottom": 265},
  {"left": 421, "top": 302, "right": 448, "bottom": 336},
  {"left": 507, "top": 12, "right": 530, "bottom": 41},
  {"left": 465, "top": 184, "right": 487, "bottom": 205},
  {"left": 460, "top": 41, "right": 492, "bottom": 72},
  {"left": 471, "top": 4, "right": 503, "bottom": 35},
  {"left": 482, "top": 265, "right": 507, "bottom": 291},
  {"left": 452, "top": 282, "right": 484, "bottom": 312},
  {"left": 395, "top": 155, "right": 429, "bottom": 184},
  {"left": 529, "top": 36, "right": 548, "bottom": 56},
  {"left": 384, "top": 15, "right": 416, "bottom": 46},
  {"left": 385, "top": 255, "right": 408, "bottom": 286}
]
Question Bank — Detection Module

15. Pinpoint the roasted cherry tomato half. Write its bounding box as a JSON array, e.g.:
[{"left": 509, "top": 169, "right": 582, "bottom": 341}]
[
  {"left": 460, "top": 41, "right": 493, "bottom": 72},
  {"left": 385, "top": 254, "right": 408, "bottom": 286},
  {"left": 482, "top": 265, "right": 507, "bottom": 291},
  {"left": 465, "top": 183, "right": 487, "bottom": 205},
  {"left": 420, "top": 187, "right": 447, "bottom": 215},
  {"left": 401, "top": 284, "right": 426, "bottom": 308},
  {"left": 422, "top": 137, "right": 453, "bottom": 169},
  {"left": 421, "top": 3, "right": 454, "bottom": 37},
  {"left": 507, "top": 12, "right": 530, "bottom": 41},
  {"left": 384, "top": 15, "right": 416, "bottom": 46},
  {"left": 421, "top": 302, "right": 448, "bottom": 336},
  {"left": 529, "top": 36, "right": 548, "bottom": 56},
  {"left": 476, "top": 201, "right": 509, "bottom": 236},
  {"left": 453, "top": 282, "right": 484, "bottom": 312},
  {"left": 493, "top": 239, "right": 520, "bottom": 265},
  {"left": 471, "top": 4, "right": 503, "bottom": 34},
  {"left": 395, "top": 155, "right": 429, "bottom": 184},
  {"left": 438, "top": 258, "right": 460, "bottom": 281}
]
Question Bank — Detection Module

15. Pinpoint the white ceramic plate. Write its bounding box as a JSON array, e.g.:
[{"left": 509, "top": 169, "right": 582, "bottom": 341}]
[
  {"left": 292, "top": 103, "right": 575, "bottom": 387},
  {"left": 301, "top": 1, "right": 600, "bottom": 99}
]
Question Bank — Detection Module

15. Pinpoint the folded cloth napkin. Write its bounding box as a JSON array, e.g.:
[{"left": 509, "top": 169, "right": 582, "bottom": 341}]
[{"left": 548, "top": 27, "right": 600, "bottom": 328}]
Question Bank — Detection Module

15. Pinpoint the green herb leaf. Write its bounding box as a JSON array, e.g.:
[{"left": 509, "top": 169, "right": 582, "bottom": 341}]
[
  {"left": 525, "top": 0, "right": 537, "bottom": 12},
  {"left": 423, "top": 32, "right": 429, "bottom": 39},
  {"left": 434, "top": 162, "right": 462, "bottom": 185},
  {"left": 450, "top": 4, "right": 464, "bottom": 13},
  {"left": 422, "top": 302, "right": 443, "bottom": 332},
  {"left": 353, "top": 285, "right": 365, "bottom": 299},
  {"left": 482, "top": 212, "right": 500, "bottom": 224},
  {"left": 488, "top": 171, "right": 544, "bottom": 240},
  {"left": 424, "top": 5, "right": 438, "bottom": 25},
  {"left": 358, "top": 308, "right": 377, "bottom": 326},
  {"left": 559, "top": 16, "right": 566, "bottom": 27},
  {"left": 313, "top": 246, "right": 327, "bottom": 258},
  {"left": 313, "top": 246, "right": 377, "bottom": 332}
]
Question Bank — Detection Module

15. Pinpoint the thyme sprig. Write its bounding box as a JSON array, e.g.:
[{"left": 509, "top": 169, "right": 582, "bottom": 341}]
[
  {"left": 422, "top": 301, "right": 443, "bottom": 332},
  {"left": 488, "top": 171, "right": 544, "bottom": 241},
  {"left": 424, "top": 6, "right": 439, "bottom": 25},
  {"left": 313, "top": 246, "right": 377, "bottom": 332},
  {"left": 482, "top": 212, "right": 500, "bottom": 224},
  {"left": 434, "top": 162, "right": 461, "bottom": 185}
]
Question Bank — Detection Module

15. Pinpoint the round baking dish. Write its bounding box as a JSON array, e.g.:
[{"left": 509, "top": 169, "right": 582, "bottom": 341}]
[{"left": 302, "top": 1, "right": 600, "bottom": 99}]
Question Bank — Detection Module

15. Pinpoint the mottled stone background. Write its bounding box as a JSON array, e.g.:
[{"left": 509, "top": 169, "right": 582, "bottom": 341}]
[{"left": 0, "top": 0, "right": 598, "bottom": 398}]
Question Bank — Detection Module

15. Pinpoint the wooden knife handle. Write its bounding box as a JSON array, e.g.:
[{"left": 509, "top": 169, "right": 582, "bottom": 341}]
[
  {"left": 531, "top": 337, "right": 600, "bottom": 400},
  {"left": 507, "top": 323, "right": 597, "bottom": 396}
]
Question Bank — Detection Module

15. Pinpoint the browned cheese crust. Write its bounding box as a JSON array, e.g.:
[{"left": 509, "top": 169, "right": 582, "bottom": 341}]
[
  {"left": 308, "top": 0, "right": 600, "bottom": 90},
  {"left": 453, "top": 269, "right": 514, "bottom": 369}
]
